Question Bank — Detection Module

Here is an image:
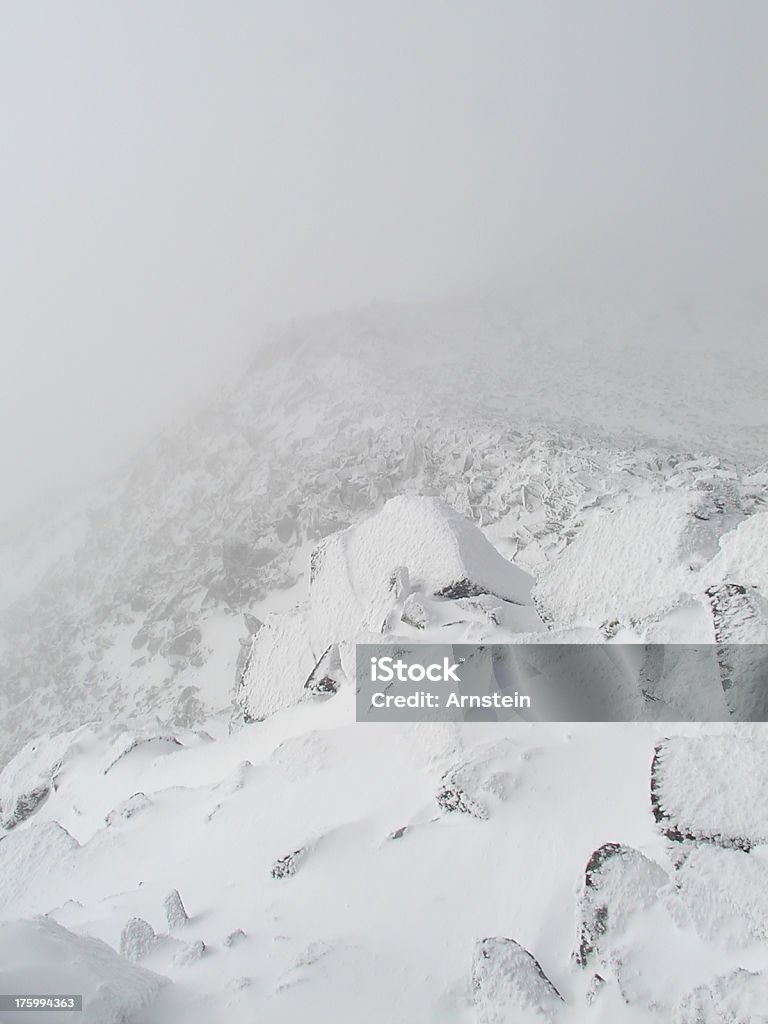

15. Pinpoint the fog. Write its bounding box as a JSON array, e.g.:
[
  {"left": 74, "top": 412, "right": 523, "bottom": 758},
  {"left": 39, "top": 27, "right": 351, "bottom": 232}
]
[{"left": 1, "top": 1, "right": 766, "bottom": 524}]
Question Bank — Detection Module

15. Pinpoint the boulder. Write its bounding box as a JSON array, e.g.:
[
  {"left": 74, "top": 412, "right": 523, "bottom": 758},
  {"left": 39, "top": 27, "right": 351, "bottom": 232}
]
[
  {"left": 271, "top": 847, "right": 307, "bottom": 879},
  {"left": 574, "top": 843, "right": 669, "bottom": 969},
  {"left": 651, "top": 734, "right": 768, "bottom": 849},
  {"left": 0, "top": 727, "right": 93, "bottom": 830},
  {"left": 674, "top": 969, "right": 768, "bottom": 1023},
  {"left": 669, "top": 845, "right": 768, "bottom": 947},
  {"left": 472, "top": 937, "right": 564, "bottom": 1023},
  {"left": 163, "top": 889, "right": 189, "bottom": 931},
  {"left": 234, "top": 607, "right": 315, "bottom": 722},
  {"left": 308, "top": 495, "right": 535, "bottom": 651},
  {"left": 534, "top": 490, "right": 727, "bottom": 628},
  {"left": 118, "top": 918, "right": 158, "bottom": 963}
]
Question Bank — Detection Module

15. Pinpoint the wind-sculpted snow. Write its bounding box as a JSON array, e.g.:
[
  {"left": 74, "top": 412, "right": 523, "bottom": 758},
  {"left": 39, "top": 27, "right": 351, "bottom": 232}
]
[{"left": 0, "top": 917, "right": 167, "bottom": 1024}]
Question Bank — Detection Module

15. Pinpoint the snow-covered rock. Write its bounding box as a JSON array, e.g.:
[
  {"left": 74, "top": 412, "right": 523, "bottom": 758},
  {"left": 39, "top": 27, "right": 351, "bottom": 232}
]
[
  {"left": 674, "top": 968, "right": 768, "bottom": 1023},
  {"left": 119, "top": 917, "right": 158, "bottom": 962},
  {"left": 0, "top": 727, "right": 89, "bottom": 830},
  {"left": 669, "top": 845, "right": 768, "bottom": 947},
  {"left": 651, "top": 734, "right": 768, "bottom": 849},
  {"left": 308, "top": 495, "right": 537, "bottom": 651},
  {"left": 174, "top": 939, "right": 206, "bottom": 965},
  {"left": 0, "top": 917, "right": 166, "bottom": 1024},
  {"left": 471, "top": 937, "right": 564, "bottom": 1023},
  {"left": 234, "top": 607, "right": 316, "bottom": 722},
  {"left": 574, "top": 843, "right": 669, "bottom": 969},
  {"left": 163, "top": 888, "right": 189, "bottom": 931},
  {"left": 534, "top": 490, "right": 727, "bottom": 629}
]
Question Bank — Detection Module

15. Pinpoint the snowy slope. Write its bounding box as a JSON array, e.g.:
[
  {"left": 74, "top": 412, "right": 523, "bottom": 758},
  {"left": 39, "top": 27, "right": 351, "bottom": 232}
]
[
  {"left": 1, "top": 301, "right": 765, "bottom": 767},
  {"left": 1, "top": 299, "right": 767, "bottom": 1022}
]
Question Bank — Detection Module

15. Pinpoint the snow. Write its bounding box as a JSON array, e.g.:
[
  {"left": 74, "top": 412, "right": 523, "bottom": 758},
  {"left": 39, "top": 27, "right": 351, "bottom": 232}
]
[
  {"left": 707, "top": 510, "right": 768, "bottom": 593},
  {"left": 309, "top": 495, "right": 536, "bottom": 651},
  {"left": 534, "top": 491, "right": 725, "bottom": 629},
  {"left": 0, "top": 302, "right": 766, "bottom": 1022},
  {"left": 673, "top": 968, "right": 768, "bottom": 1023},
  {"left": 671, "top": 845, "right": 768, "bottom": 948},
  {"left": 235, "top": 607, "right": 316, "bottom": 721},
  {"left": 0, "top": 917, "right": 166, "bottom": 1024},
  {"left": 471, "top": 936, "right": 564, "bottom": 1022},
  {"left": 651, "top": 733, "right": 768, "bottom": 846}
]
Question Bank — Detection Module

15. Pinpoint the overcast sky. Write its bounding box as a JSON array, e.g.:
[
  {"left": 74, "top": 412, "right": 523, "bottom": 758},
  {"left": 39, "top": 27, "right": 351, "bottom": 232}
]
[{"left": 1, "top": 1, "right": 766, "bottom": 523}]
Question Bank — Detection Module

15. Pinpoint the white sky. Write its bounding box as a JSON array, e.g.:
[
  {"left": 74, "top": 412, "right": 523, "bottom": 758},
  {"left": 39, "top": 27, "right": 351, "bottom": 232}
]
[{"left": 1, "top": 1, "right": 766, "bottom": 522}]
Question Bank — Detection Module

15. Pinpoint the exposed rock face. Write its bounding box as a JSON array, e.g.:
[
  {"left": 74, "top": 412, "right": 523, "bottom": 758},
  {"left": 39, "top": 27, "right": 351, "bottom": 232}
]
[
  {"left": 0, "top": 783, "right": 50, "bottom": 830},
  {"left": 471, "top": 937, "right": 563, "bottom": 1023},
  {"left": 704, "top": 583, "right": 768, "bottom": 719},
  {"left": 436, "top": 771, "right": 488, "bottom": 819},
  {"left": 651, "top": 735, "right": 768, "bottom": 849},
  {"left": 0, "top": 728, "right": 90, "bottom": 830}
]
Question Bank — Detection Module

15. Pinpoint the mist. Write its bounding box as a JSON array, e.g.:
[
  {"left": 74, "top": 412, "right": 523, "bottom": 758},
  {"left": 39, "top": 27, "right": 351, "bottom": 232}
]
[{"left": 2, "top": 0, "right": 766, "bottom": 523}]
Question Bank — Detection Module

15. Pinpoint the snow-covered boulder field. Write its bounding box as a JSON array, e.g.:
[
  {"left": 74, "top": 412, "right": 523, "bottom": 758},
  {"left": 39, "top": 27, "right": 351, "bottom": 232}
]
[
  {"left": 2, "top": 711, "right": 768, "bottom": 1022},
  {"left": 235, "top": 495, "right": 544, "bottom": 722}
]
